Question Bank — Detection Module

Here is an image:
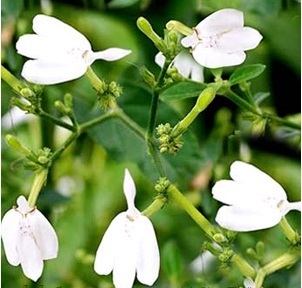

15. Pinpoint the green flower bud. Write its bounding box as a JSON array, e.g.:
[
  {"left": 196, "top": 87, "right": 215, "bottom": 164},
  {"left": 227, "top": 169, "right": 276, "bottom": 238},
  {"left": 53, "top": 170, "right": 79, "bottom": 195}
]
[
  {"left": 20, "top": 88, "right": 35, "bottom": 98},
  {"left": 38, "top": 156, "right": 49, "bottom": 165},
  {"left": 166, "top": 20, "right": 193, "bottom": 36},
  {"left": 64, "top": 93, "right": 73, "bottom": 108},
  {"left": 140, "top": 66, "right": 156, "bottom": 88},
  {"left": 137, "top": 17, "right": 166, "bottom": 52},
  {"left": 213, "top": 233, "right": 228, "bottom": 244},
  {"left": 55, "top": 100, "right": 70, "bottom": 115},
  {"left": 6, "top": 134, "right": 31, "bottom": 155},
  {"left": 195, "top": 87, "right": 216, "bottom": 113}
]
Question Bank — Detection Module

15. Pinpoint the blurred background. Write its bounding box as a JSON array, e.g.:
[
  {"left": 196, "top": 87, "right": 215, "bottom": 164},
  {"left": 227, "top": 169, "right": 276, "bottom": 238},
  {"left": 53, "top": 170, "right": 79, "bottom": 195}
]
[{"left": 1, "top": 0, "right": 301, "bottom": 287}]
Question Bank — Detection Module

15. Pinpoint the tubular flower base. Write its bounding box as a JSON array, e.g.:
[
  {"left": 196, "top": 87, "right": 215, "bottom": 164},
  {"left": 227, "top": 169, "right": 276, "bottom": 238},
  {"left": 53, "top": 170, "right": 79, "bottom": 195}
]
[
  {"left": 212, "top": 161, "right": 301, "bottom": 232},
  {"left": 1, "top": 196, "right": 59, "bottom": 282},
  {"left": 16, "top": 14, "right": 131, "bottom": 84},
  {"left": 181, "top": 9, "right": 263, "bottom": 68},
  {"left": 94, "top": 169, "right": 160, "bottom": 288}
]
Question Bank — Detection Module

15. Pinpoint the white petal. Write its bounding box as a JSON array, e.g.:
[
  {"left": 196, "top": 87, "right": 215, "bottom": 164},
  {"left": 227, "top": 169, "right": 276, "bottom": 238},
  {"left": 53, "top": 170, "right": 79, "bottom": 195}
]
[
  {"left": 1, "top": 209, "right": 21, "bottom": 266},
  {"left": 218, "top": 27, "right": 263, "bottom": 52},
  {"left": 215, "top": 205, "right": 282, "bottom": 231},
  {"left": 244, "top": 277, "right": 256, "bottom": 288},
  {"left": 230, "top": 161, "right": 287, "bottom": 203},
  {"left": 123, "top": 169, "right": 138, "bottom": 214},
  {"left": 212, "top": 180, "right": 262, "bottom": 206},
  {"left": 21, "top": 58, "right": 87, "bottom": 84},
  {"left": 181, "top": 33, "right": 199, "bottom": 48},
  {"left": 279, "top": 200, "right": 301, "bottom": 216},
  {"left": 192, "top": 45, "right": 246, "bottom": 68},
  {"left": 18, "top": 220, "right": 44, "bottom": 282},
  {"left": 32, "top": 14, "right": 91, "bottom": 51},
  {"left": 89, "top": 48, "right": 132, "bottom": 64},
  {"left": 190, "top": 65, "right": 204, "bottom": 82},
  {"left": 16, "top": 195, "right": 32, "bottom": 213},
  {"left": 29, "top": 210, "right": 58, "bottom": 260},
  {"left": 196, "top": 9, "right": 244, "bottom": 37},
  {"left": 94, "top": 213, "right": 124, "bottom": 275},
  {"left": 136, "top": 216, "right": 160, "bottom": 285},
  {"left": 155, "top": 52, "right": 165, "bottom": 68}
]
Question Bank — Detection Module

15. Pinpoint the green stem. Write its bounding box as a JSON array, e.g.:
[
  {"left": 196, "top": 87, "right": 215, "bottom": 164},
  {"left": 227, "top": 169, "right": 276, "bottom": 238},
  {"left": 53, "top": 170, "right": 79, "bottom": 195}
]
[
  {"left": 79, "top": 111, "right": 116, "bottom": 132},
  {"left": 142, "top": 196, "right": 167, "bottom": 217},
  {"left": 263, "top": 113, "right": 301, "bottom": 130},
  {"left": 28, "top": 169, "right": 48, "bottom": 207},
  {"left": 86, "top": 66, "right": 106, "bottom": 92},
  {"left": 224, "top": 90, "right": 261, "bottom": 115},
  {"left": 279, "top": 217, "right": 300, "bottom": 244},
  {"left": 255, "top": 251, "right": 300, "bottom": 287},
  {"left": 167, "top": 184, "right": 218, "bottom": 238},
  {"left": 49, "top": 131, "right": 79, "bottom": 163},
  {"left": 147, "top": 142, "right": 166, "bottom": 177},
  {"left": 147, "top": 61, "right": 170, "bottom": 137},
  {"left": 39, "top": 110, "right": 75, "bottom": 131},
  {"left": 1, "top": 65, "right": 24, "bottom": 93},
  {"left": 231, "top": 253, "right": 256, "bottom": 278}
]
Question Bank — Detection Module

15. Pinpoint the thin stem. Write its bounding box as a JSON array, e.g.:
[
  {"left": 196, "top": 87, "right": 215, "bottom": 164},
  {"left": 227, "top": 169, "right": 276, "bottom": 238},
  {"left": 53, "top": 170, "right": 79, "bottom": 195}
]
[
  {"left": 86, "top": 66, "right": 106, "bottom": 92},
  {"left": 231, "top": 253, "right": 256, "bottom": 278},
  {"left": 79, "top": 111, "right": 116, "bottom": 132},
  {"left": 147, "top": 142, "right": 166, "bottom": 177},
  {"left": 39, "top": 110, "right": 75, "bottom": 131},
  {"left": 28, "top": 169, "right": 48, "bottom": 207},
  {"left": 142, "top": 196, "right": 167, "bottom": 217},
  {"left": 254, "top": 251, "right": 300, "bottom": 287},
  {"left": 147, "top": 60, "right": 170, "bottom": 137},
  {"left": 1, "top": 65, "right": 24, "bottom": 93},
  {"left": 167, "top": 184, "right": 218, "bottom": 238},
  {"left": 263, "top": 113, "right": 301, "bottom": 130},
  {"left": 279, "top": 217, "right": 300, "bottom": 244},
  {"left": 224, "top": 90, "right": 261, "bottom": 115},
  {"left": 49, "top": 131, "right": 80, "bottom": 163}
]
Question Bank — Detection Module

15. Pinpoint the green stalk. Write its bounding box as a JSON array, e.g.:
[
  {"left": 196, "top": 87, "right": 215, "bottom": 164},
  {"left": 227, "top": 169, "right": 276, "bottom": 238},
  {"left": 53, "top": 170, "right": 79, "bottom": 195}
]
[{"left": 167, "top": 184, "right": 217, "bottom": 238}]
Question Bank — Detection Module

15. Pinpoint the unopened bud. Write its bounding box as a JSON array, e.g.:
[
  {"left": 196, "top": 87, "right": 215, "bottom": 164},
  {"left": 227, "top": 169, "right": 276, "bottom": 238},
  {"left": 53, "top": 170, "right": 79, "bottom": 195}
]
[
  {"left": 195, "top": 87, "right": 216, "bottom": 113},
  {"left": 6, "top": 134, "right": 31, "bottom": 155},
  {"left": 20, "top": 88, "right": 35, "bottom": 98}
]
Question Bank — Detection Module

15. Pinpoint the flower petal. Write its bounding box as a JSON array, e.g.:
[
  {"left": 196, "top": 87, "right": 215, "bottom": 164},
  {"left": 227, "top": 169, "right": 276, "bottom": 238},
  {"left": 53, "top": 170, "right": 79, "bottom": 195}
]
[
  {"left": 215, "top": 205, "right": 282, "bottom": 231},
  {"left": 94, "top": 213, "right": 126, "bottom": 276},
  {"left": 29, "top": 210, "right": 58, "bottom": 260},
  {"left": 90, "top": 48, "right": 132, "bottom": 64},
  {"left": 123, "top": 169, "right": 139, "bottom": 216},
  {"left": 32, "top": 14, "right": 91, "bottom": 51},
  {"left": 192, "top": 45, "right": 246, "bottom": 68},
  {"left": 218, "top": 27, "right": 263, "bottom": 52},
  {"left": 1, "top": 209, "right": 21, "bottom": 266},
  {"left": 181, "top": 33, "right": 199, "bottom": 48},
  {"left": 21, "top": 58, "right": 87, "bottom": 84},
  {"left": 155, "top": 52, "right": 165, "bottom": 67},
  {"left": 244, "top": 277, "right": 256, "bottom": 288},
  {"left": 17, "top": 195, "right": 32, "bottom": 214},
  {"left": 18, "top": 220, "right": 44, "bottom": 282},
  {"left": 136, "top": 216, "right": 160, "bottom": 285},
  {"left": 196, "top": 9, "right": 244, "bottom": 37},
  {"left": 230, "top": 161, "right": 287, "bottom": 203}
]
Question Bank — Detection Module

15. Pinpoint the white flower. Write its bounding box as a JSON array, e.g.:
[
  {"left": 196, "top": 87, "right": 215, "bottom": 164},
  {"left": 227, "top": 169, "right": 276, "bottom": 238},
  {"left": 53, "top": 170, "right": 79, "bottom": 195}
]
[
  {"left": 1, "top": 195, "right": 59, "bottom": 281},
  {"left": 16, "top": 14, "right": 132, "bottom": 85},
  {"left": 244, "top": 277, "right": 256, "bottom": 288},
  {"left": 94, "top": 169, "right": 160, "bottom": 288},
  {"left": 181, "top": 9, "right": 263, "bottom": 68},
  {"left": 155, "top": 51, "right": 204, "bottom": 82},
  {"left": 212, "top": 161, "right": 301, "bottom": 232}
]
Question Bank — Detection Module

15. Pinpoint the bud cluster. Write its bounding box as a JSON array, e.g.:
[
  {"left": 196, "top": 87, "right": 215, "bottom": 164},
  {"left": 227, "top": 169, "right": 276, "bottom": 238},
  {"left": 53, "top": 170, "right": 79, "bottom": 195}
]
[
  {"left": 154, "top": 177, "right": 170, "bottom": 194},
  {"left": 156, "top": 123, "right": 183, "bottom": 154},
  {"left": 97, "top": 81, "right": 123, "bottom": 111}
]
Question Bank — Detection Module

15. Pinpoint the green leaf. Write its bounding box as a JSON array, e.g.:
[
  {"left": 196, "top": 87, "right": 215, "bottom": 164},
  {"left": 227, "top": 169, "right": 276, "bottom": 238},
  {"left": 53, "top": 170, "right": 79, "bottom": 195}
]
[
  {"left": 160, "top": 81, "right": 207, "bottom": 102},
  {"left": 229, "top": 64, "right": 266, "bottom": 85}
]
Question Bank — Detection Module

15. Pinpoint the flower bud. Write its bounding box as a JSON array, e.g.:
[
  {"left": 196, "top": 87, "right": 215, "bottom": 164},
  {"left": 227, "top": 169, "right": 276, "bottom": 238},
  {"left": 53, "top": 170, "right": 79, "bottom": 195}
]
[
  {"left": 137, "top": 17, "right": 166, "bottom": 52},
  {"left": 20, "top": 88, "right": 35, "bottom": 98},
  {"left": 195, "top": 87, "right": 216, "bottom": 113},
  {"left": 166, "top": 20, "right": 193, "bottom": 36},
  {"left": 64, "top": 93, "right": 73, "bottom": 108},
  {"left": 140, "top": 66, "right": 156, "bottom": 87},
  {"left": 213, "top": 233, "right": 227, "bottom": 244},
  {"left": 6, "top": 134, "right": 31, "bottom": 155}
]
